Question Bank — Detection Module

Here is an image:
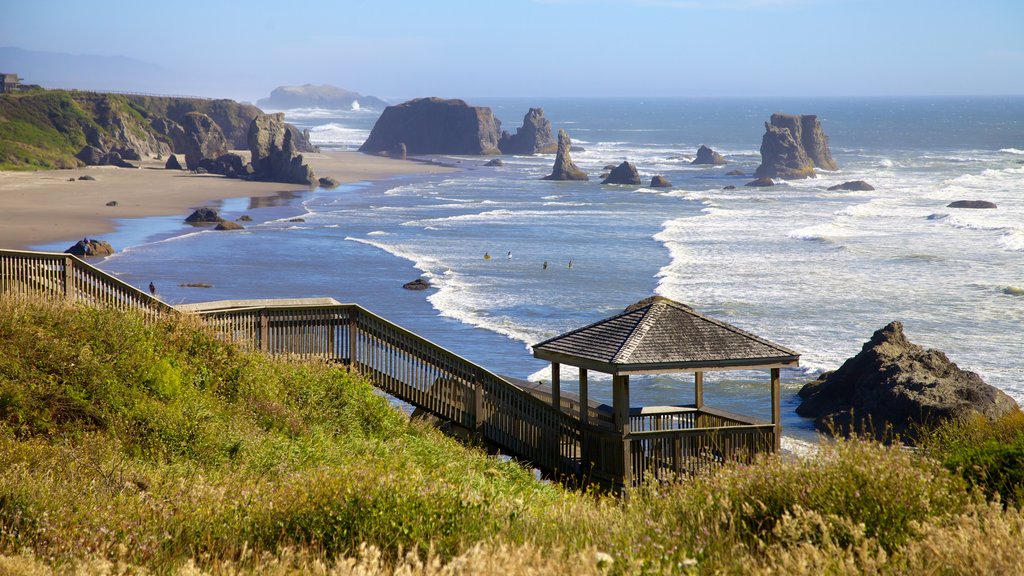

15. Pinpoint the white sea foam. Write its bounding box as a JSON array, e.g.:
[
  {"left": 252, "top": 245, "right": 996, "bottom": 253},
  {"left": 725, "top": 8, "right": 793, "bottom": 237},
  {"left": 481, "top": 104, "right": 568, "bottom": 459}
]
[
  {"left": 998, "top": 231, "right": 1024, "bottom": 252},
  {"left": 999, "top": 148, "right": 1024, "bottom": 155},
  {"left": 308, "top": 123, "right": 371, "bottom": 146}
]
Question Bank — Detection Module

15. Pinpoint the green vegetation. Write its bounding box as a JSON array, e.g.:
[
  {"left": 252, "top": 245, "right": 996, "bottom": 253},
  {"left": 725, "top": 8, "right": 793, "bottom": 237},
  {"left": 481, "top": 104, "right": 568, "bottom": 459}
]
[
  {"left": 922, "top": 411, "right": 1024, "bottom": 505},
  {"left": 0, "top": 91, "right": 94, "bottom": 170},
  {"left": 1, "top": 296, "right": 1023, "bottom": 574}
]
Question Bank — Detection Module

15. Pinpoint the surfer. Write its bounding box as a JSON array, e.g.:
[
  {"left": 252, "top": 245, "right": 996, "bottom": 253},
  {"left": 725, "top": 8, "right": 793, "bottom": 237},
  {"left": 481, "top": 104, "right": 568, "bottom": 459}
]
[{"left": 484, "top": 252, "right": 491, "bottom": 260}]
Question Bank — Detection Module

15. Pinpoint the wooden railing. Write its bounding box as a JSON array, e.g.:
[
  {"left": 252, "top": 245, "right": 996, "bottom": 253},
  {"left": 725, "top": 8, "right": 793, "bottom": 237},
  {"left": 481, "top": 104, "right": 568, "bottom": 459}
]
[
  {"left": 1, "top": 248, "right": 775, "bottom": 488},
  {"left": 0, "top": 249, "right": 173, "bottom": 316}
]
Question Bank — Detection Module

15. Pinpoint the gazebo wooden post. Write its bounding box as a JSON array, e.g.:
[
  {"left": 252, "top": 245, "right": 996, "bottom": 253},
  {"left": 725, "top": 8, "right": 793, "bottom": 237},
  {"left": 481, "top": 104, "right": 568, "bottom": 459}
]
[
  {"left": 551, "top": 362, "right": 561, "bottom": 411},
  {"left": 694, "top": 370, "right": 705, "bottom": 426},
  {"left": 579, "top": 368, "right": 589, "bottom": 473},
  {"left": 770, "top": 367, "right": 781, "bottom": 452},
  {"left": 613, "top": 374, "right": 631, "bottom": 487}
]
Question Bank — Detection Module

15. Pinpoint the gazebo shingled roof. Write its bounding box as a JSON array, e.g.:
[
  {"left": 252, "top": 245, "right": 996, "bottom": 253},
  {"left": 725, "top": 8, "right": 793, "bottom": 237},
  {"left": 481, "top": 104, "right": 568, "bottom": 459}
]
[{"left": 532, "top": 296, "right": 799, "bottom": 375}]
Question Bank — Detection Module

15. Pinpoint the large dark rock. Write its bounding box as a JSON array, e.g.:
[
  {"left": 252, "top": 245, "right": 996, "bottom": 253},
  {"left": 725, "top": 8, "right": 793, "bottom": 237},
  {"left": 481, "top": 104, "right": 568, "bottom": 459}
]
[
  {"left": 257, "top": 84, "right": 388, "bottom": 110},
  {"left": 75, "top": 145, "right": 104, "bottom": 166},
  {"left": 65, "top": 238, "right": 114, "bottom": 257},
  {"left": 359, "top": 97, "right": 502, "bottom": 155},
  {"left": 184, "top": 207, "right": 224, "bottom": 224},
  {"left": 100, "top": 150, "right": 136, "bottom": 168},
  {"left": 180, "top": 112, "right": 229, "bottom": 170},
  {"left": 797, "top": 321, "right": 1019, "bottom": 443},
  {"left": 755, "top": 113, "right": 837, "bottom": 179},
  {"left": 650, "top": 175, "right": 672, "bottom": 188},
  {"left": 947, "top": 200, "right": 997, "bottom": 209},
  {"left": 318, "top": 176, "right": 340, "bottom": 189},
  {"left": 828, "top": 180, "right": 875, "bottom": 191},
  {"left": 484, "top": 158, "right": 503, "bottom": 167},
  {"left": 542, "top": 129, "right": 588, "bottom": 181},
  {"left": 198, "top": 153, "right": 246, "bottom": 178},
  {"left": 403, "top": 278, "right": 431, "bottom": 291},
  {"left": 150, "top": 117, "right": 187, "bottom": 153},
  {"left": 691, "top": 145, "right": 727, "bottom": 165},
  {"left": 601, "top": 161, "right": 641, "bottom": 185},
  {"left": 498, "top": 108, "right": 556, "bottom": 155},
  {"left": 165, "top": 154, "right": 183, "bottom": 170},
  {"left": 286, "top": 124, "right": 320, "bottom": 153},
  {"left": 214, "top": 220, "right": 244, "bottom": 231},
  {"left": 248, "top": 113, "right": 316, "bottom": 185}
]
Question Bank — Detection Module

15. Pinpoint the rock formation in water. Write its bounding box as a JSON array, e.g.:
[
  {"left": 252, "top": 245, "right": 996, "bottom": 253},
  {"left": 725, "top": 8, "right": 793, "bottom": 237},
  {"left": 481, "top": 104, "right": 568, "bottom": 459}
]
[
  {"left": 650, "top": 175, "right": 672, "bottom": 188},
  {"left": 180, "top": 112, "right": 229, "bottom": 170},
  {"left": 65, "top": 238, "right": 114, "bottom": 257},
  {"left": 402, "top": 278, "right": 431, "bottom": 290},
  {"left": 184, "top": 207, "right": 223, "bottom": 223},
  {"left": 359, "top": 97, "right": 502, "bottom": 155},
  {"left": 691, "top": 145, "right": 727, "bottom": 165},
  {"left": 947, "top": 200, "right": 997, "bottom": 209},
  {"left": 542, "top": 129, "right": 588, "bottom": 181},
  {"left": 797, "top": 321, "right": 1019, "bottom": 443},
  {"left": 318, "top": 176, "right": 340, "bottom": 189},
  {"left": 745, "top": 176, "right": 775, "bottom": 187},
  {"left": 828, "top": 180, "right": 875, "bottom": 191},
  {"left": 257, "top": 84, "right": 388, "bottom": 110},
  {"left": 247, "top": 113, "right": 316, "bottom": 185},
  {"left": 214, "top": 220, "right": 244, "bottom": 231},
  {"left": 755, "top": 113, "right": 837, "bottom": 179},
  {"left": 498, "top": 108, "right": 557, "bottom": 155},
  {"left": 601, "top": 161, "right": 641, "bottom": 185}
]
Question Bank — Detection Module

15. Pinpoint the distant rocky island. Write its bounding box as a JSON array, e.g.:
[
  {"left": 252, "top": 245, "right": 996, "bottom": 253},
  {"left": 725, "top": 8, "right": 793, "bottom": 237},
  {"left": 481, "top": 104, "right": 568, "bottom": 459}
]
[
  {"left": 359, "top": 97, "right": 557, "bottom": 157},
  {"left": 257, "top": 84, "right": 387, "bottom": 110}
]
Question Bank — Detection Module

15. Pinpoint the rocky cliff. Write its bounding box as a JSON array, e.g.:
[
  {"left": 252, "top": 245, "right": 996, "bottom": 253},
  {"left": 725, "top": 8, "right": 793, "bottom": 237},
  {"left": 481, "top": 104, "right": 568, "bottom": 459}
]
[
  {"left": 180, "top": 112, "right": 229, "bottom": 170},
  {"left": 257, "top": 84, "right": 387, "bottom": 111},
  {"left": 0, "top": 89, "right": 317, "bottom": 171},
  {"left": 498, "top": 108, "right": 556, "bottom": 155},
  {"left": 796, "top": 321, "right": 1018, "bottom": 442},
  {"left": 754, "top": 113, "right": 837, "bottom": 179},
  {"left": 359, "top": 97, "right": 503, "bottom": 156}
]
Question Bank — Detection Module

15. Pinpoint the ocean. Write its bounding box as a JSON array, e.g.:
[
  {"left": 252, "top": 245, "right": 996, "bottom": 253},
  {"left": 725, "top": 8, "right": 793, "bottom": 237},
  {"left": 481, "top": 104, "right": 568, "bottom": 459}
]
[{"left": 39, "top": 97, "right": 1024, "bottom": 449}]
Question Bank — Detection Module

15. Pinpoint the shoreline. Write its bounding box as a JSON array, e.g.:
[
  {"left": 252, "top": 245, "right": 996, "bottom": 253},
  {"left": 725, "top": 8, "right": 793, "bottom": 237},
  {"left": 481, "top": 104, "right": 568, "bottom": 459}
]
[{"left": 0, "top": 150, "right": 457, "bottom": 251}]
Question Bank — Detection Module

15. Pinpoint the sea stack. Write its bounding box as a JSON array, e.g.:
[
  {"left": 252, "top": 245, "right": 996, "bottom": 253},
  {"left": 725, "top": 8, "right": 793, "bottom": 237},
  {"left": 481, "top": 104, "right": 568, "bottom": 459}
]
[
  {"left": 542, "top": 129, "right": 588, "bottom": 181},
  {"left": 248, "top": 113, "right": 317, "bottom": 185},
  {"left": 358, "top": 97, "right": 502, "bottom": 155},
  {"left": 796, "top": 321, "right": 1018, "bottom": 443},
  {"left": 755, "top": 113, "right": 837, "bottom": 179},
  {"left": 691, "top": 145, "right": 727, "bottom": 165},
  {"left": 498, "top": 108, "right": 557, "bottom": 154},
  {"left": 601, "top": 161, "right": 641, "bottom": 185},
  {"left": 180, "top": 112, "right": 229, "bottom": 171}
]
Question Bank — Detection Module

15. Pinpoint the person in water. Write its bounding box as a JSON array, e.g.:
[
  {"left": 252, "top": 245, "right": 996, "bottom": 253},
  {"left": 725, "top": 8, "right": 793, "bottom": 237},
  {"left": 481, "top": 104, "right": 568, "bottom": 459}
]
[
  {"left": 507, "top": 251, "right": 512, "bottom": 259},
  {"left": 543, "top": 261, "right": 548, "bottom": 269},
  {"left": 568, "top": 260, "right": 573, "bottom": 269},
  {"left": 484, "top": 252, "right": 491, "bottom": 260}
]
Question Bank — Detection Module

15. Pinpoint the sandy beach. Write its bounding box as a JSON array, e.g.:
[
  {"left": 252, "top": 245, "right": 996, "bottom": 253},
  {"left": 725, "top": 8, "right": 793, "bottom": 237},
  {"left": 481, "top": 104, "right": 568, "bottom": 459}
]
[{"left": 0, "top": 151, "right": 455, "bottom": 250}]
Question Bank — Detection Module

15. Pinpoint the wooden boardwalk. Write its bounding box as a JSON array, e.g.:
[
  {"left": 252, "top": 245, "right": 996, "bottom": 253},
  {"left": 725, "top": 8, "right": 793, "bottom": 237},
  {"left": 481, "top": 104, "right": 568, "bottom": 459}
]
[{"left": 2, "top": 249, "right": 777, "bottom": 488}]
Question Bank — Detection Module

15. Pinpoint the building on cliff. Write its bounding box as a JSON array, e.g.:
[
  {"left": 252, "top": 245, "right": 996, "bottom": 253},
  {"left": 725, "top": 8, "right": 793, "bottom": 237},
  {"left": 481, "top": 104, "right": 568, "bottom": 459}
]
[{"left": 1, "top": 73, "right": 23, "bottom": 93}]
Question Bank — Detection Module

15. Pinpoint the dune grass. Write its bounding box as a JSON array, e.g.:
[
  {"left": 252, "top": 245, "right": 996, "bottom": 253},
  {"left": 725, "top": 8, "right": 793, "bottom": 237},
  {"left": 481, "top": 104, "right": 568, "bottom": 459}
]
[{"left": 1, "top": 296, "right": 1022, "bottom": 574}]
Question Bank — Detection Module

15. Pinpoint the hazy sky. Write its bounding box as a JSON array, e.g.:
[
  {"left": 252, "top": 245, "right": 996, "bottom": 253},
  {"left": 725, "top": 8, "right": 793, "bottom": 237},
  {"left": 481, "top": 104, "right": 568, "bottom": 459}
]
[{"left": 3, "top": 0, "right": 1023, "bottom": 100}]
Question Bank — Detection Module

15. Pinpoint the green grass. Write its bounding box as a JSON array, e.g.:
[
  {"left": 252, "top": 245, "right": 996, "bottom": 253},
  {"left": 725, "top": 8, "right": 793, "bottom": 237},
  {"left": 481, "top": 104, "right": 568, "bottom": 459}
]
[{"left": 1, "top": 296, "right": 1023, "bottom": 575}]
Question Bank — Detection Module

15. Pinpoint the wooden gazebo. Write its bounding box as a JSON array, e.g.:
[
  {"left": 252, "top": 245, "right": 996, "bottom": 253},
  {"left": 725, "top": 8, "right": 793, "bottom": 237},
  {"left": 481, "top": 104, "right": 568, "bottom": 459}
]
[{"left": 532, "top": 296, "right": 800, "bottom": 486}]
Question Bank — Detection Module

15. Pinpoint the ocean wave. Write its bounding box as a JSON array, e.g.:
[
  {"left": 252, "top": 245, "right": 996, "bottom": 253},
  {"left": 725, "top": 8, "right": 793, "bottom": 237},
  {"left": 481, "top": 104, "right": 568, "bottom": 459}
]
[
  {"left": 999, "top": 148, "right": 1024, "bottom": 155},
  {"left": 997, "top": 231, "right": 1024, "bottom": 251},
  {"left": 308, "top": 123, "right": 371, "bottom": 145},
  {"left": 367, "top": 230, "right": 389, "bottom": 236}
]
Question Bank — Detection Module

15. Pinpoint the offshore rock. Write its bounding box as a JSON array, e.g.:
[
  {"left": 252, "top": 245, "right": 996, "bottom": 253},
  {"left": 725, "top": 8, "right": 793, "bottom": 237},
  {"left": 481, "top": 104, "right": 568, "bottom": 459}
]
[
  {"left": 691, "top": 145, "right": 727, "bottom": 165},
  {"left": 828, "top": 180, "right": 875, "bottom": 191},
  {"left": 650, "top": 175, "right": 673, "bottom": 188},
  {"left": 947, "top": 200, "right": 997, "bottom": 209},
  {"left": 214, "top": 220, "right": 244, "bottom": 231},
  {"left": 403, "top": 278, "right": 431, "bottom": 291},
  {"left": 257, "top": 84, "right": 388, "bottom": 110},
  {"left": 359, "top": 97, "right": 502, "bottom": 155},
  {"left": 318, "top": 176, "right": 340, "bottom": 189},
  {"left": 165, "top": 154, "right": 183, "bottom": 170},
  {"left": 180, "top": 112, "right": 229, "bottom": 170},
  {"left": 542, "top": 129, "right": 588, "bottom": 181},
  {"left": 65, "top": 239, "right": 114, "bottom": 257},
  {"left": 797, "top": 321, "right": 1019, "bottom": 443},
  {"left": 726, "top": 169, "right": 745, "bottom": 176},
  {"left": 184, "top": 207, "right": 223, "bottom": 224},
  {"left": 755, "top": 113, "right": 837, "bottom": 179},
  {"left": 602, "top": 162, "right": 641, "bottom": 185},
  {"left": 498, "top": 108, "right": 556, "bottom": 155},
  {"left": 484, "top": 158, "right": 503, "bottom": 167},
  {"left": 248, "top": 113, "right": 316, "bottom": 185}
]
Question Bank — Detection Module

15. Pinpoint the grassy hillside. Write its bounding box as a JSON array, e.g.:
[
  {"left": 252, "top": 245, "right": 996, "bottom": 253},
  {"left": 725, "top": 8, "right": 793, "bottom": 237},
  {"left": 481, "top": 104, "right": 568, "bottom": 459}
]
[
  {"left": 0, "top": 91, "right": 96, "bottom": 170},
  {"left": 1, "top": 296, "right": 1022, "bottom": 575}
]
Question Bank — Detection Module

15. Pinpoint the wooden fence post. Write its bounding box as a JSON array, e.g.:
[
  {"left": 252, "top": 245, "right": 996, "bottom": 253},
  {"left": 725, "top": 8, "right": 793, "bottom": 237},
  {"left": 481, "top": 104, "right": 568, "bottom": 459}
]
[
  {"left": 348, "top": 308, "right": 359, "bottom": 369},
  {"left": 63, "top": 256, "right": 75, "bottom": 301},
  {"left": 259, "top": 309, "right": 269, "bottom": 352},
  {"left": 473, "top": 370, "right": 484, "bottom": 435}
]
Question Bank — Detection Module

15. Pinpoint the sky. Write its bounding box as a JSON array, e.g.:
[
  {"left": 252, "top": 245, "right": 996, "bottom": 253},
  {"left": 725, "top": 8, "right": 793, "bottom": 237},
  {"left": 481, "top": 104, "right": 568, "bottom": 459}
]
[{"left": 2, "top": 0, "right": 1023, "bottom": 100}]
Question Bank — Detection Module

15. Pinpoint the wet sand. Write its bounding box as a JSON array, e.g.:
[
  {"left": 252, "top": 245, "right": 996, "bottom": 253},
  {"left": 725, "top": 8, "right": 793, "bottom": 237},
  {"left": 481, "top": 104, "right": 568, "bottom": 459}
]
[{"left": 0, "top": 151, "right": 455, "bottom": 250}]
